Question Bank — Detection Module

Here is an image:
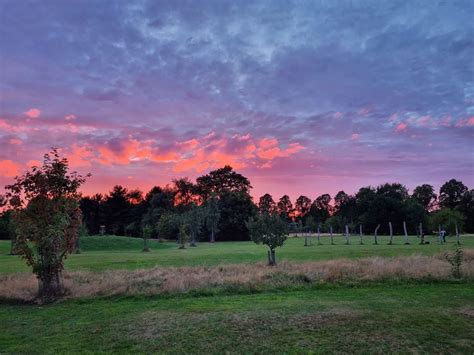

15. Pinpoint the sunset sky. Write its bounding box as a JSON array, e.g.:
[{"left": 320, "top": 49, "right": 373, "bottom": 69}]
[{"left": 0, "top": 0, "right": 473, "bottom": 200}]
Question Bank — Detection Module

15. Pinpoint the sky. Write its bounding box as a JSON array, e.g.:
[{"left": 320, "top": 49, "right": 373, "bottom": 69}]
[{"left": 0, "top": 0, "right": 473, "bottom": 201}]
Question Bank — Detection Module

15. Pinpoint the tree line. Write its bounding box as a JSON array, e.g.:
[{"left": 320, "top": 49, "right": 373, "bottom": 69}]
[{"left": 1, "top": 165, "right": 473, "bottom": 243}]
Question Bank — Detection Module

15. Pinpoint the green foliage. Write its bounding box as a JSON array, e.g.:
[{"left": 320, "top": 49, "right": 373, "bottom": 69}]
[
  {"left": 247, "top": 213, "right": 288, "bottom": 264},
  {"left": 178, "top": 224, "right": 190, "bottom": 249},
  {"left": 439, "top": 179, "right": 468, "bottom": 209},
  {"left": 157, "top": 212, "right": 180, "bottom": 240},
  {"left": 430, "top": 208, "right": 465, "bottom": 235},
  {"left": 444, "top": 246, "right": 463, "bottom": 279},
  {"left": 1, "top": 149, "right": 88, "bottom": 301}
]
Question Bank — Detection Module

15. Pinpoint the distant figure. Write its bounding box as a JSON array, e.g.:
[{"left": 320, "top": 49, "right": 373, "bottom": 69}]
[{"left": 441, "top": 229, "right": 447, "bottom": 243}]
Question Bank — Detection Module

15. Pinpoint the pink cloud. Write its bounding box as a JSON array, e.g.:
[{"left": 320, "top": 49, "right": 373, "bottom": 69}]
[
  {"left": 8, "top": 138, "right": 22, "bottom": 145},
  {"left": 351, "top": 133, "right": 360, "bottom": 140},
  {"left": 24, "top": 108, "right": 41, "bottom": 118},
  {"left": 64, "top": 114, "right": 77, "bottom": 121},
  {"left": 0, "top": 160, "right": 21, "bottom": 177},
  {"left": 395, "top": 122, "right": 408, "bottom": 133}
]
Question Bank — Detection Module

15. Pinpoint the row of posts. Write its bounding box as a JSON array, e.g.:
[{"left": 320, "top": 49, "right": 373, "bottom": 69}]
[{"left": 303, "top": 221, "right": 461, "bottom": 246}]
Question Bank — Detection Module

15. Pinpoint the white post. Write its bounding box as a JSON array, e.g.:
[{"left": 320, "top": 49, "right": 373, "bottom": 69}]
[
  {"left": 403, "top": 221, "right": 409, "bottom": 244},
  {"left": 438, "top": 224, "right": 442, "bottom": 244},
  {"left": 330, "top": 225, "right": 334, "bottom": 245},
  {"left": 374, "top": 224, "right": 380, "bottom": 244},
  {"left": 359, "top": 224, "right": 363, "bottom": 244},
  {"left": 419, "top": 223, "right": 424, "bottom": 244},
  {"left": 345, "top": 225, "right": 350, "bottom": 244},
  {"left": 317, "top": 224, "right": 321, "bottom": 244}
]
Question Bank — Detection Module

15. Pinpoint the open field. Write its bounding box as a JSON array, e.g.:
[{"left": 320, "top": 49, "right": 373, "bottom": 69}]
[
  {"left": 1, "top": 235, "right": 473, "bottom": 353},
  {"left": 1, "top": 284, "right": 473, "bottom": 353},
  {"left": 1, "top": 234, "right": 473, "bottom": 273}
]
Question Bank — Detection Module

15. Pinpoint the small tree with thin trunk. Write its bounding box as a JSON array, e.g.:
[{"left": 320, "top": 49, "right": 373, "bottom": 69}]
[
  {"left": 142, "top": 224, "right": 152, "bottom": 252},
  {"left": 1, "top": 149, "right": 89, "bottom": 302},
  {"left": 205, "top": 193, "right": 220, "bottom": 243},
  {"left": 247, "top": 213, "right": 288, "bottom": 266}
]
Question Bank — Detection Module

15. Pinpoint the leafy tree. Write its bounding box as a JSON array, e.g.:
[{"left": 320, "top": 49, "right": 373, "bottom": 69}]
[
  {"left": 142, "top": 224, "right": 152, "bottom": 252},
  {"left": 177, "top": 223, "right": 190, "bottom": 249},
  {"left": 1, "top": 149, "right": 88, "bottom": 301},
  {"left": 430, "top": 208, "right": 465, "bottom": 235},
  {"left": 258, "top": 193, "right": 277, "bottom": 214},
  {"left": 173, "top": 177, "right": 197, "bottom": 210},
  {"left": 334, "top": 191, "right": 350, "bottom": 214},
  {"left": 157, "top": 212, "right": 180, "bottom": 240},
  {"left": 196, "top": 165, "right": 251, "bottom": 200},
  {"left": 309, "top": 194, "right": 332, "bottom": 223},
  {"left": 277, "top": 195, "right": 293, "bottom": 222},
  {"left": 183, "top": 204, "right": 205, "bottom": 246},
  {"left": 205, "top": 193, "right": 220, "bottom": 242},
  {"left": 439, "top": 179, "right": 468, "bottom": 209},
  {"left": 456, "top": 189, "right": 474, "bottom": 232},
  {"left": 412, "top": 184, "right": 437, "bottom": 211},
  {"left": 247, "top": 213, "right": 288, "bottom": 265},
  {"left": 217, "top": 190, "right": 257, "bottom": 241},
  {"left": 103, "top": 185, "right": 133, "bottom": 235},
  {"left": 295, "top": 195, "right": 312, "bottom": 221},
  {"left": 80, "top": 194, "right": 104, "bottom": 235}
]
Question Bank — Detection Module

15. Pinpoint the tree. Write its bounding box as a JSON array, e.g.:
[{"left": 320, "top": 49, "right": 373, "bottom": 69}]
[
  {"left": 430, "top": 208, "right": 465, "bottom": 235},
  {"left": 439, "top": 179, "right": 468, "bottom": 209},
  {"left": 183, "top": 204, "right": 204, "bottom": 247},
  {"left": 157, "top": 212, "right": 180, "bottom": 240},
  {"left": 412, "top": 184, "right": 437, "bottom": 211},
  {"left": 277, "top": 195, "right": 293, "bottom": 222},
  {"left": 247, "top": 213, "right": 288, "bottom": 265},
  {"left": 80, "top": 194, "right": 104, "bottom": 235},
  {"left": 258, "top": 193, "right": 277, "bottom": 215},
  {"left": 173, "top": 177, "right": 197, "bottom": 210},
  {"left": 205, "top": 193, "right": 220, "bottom": 242},
  {"left": 457, "top": 189, "right": 474, "bottom": 233},
  {"left": 142, "top": 224, "right": 152, "bottom": 252},
  {"left": 309, "top": 194, "right": 332, "bottom": 223},
  {"left": 196, "top": 165, "right": 252, "bottom": 201},
  {"left": 295, "top": 195, "right": 312, "bottom": 221},
  {"left": 217, "top": 190, "right": 257, "bottom": 241},
  {"left": 103, "top": 186, "right": 133, "bottom": 235},
  {"left": 1, "top": 149, "right": 88, "bottom": 302}
]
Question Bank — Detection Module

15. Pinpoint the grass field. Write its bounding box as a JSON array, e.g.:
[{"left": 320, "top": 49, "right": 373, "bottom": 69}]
[
  {"left": 1, "top": 234, "right": 472, "bottom": 273},
  {"left": 1, "top": 235, "right": 473, "bottom": 353}
]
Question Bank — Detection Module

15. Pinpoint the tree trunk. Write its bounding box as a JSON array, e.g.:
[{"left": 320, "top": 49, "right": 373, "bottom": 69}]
[
  {"left": 344, "top": 225, "right": 350, "bottom": 245},
  {"left": 388, "top": 222, "right": 393, "bottom": 245},
  {"left": 9, "top": 235, "right": 17, "bottom": 255},
  {"left": 268, "top": 249, "right": 276, "bottom": 266},
  {"left": 191, "top": 233, "right": 197, "bottom": 247},
  {"left": 374, "top": 224, "right": 380, "bottom": 245},
  {"left": 438, "top": 224, "right": 443, "bottom": 244},
  {"left": 403, "top": 221, "right": 409, "bottom": 244},
  {"left": 419, "top": 223, "right": 424, "bottom": 244},
  {"left": 359, "top": 224, "right": 363, "bottom": 244},
  {"left": 330, "top": 225, "right": 334, "bottom": 245},
  {"left": 455, "top": 223, "right": 460, "bottom": 245},
  {"left": 317, "top": 225, "right": 321, "bottom": 245},
  {"left": 38, "top": 269, "right": 63, "bottom": 302},
  {"left": 74, "top": 235, "right": 81, "bottom": 254},
  {"left": 210, "top": 229, "right": 215, "bottom": 243},
  {"left": 143, "top": 236, "right": 150, "bottom": 252}
]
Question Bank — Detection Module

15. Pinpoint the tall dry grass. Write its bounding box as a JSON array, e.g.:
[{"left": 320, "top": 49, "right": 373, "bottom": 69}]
[{"left": 1, "top": 250, "right": 473, "bottom": 302}]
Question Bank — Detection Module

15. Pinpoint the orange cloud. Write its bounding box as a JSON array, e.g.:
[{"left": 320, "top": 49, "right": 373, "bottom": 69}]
[
  {"left": 0, "top": 160, "right": 21, "bottom": 177},
  {"left": 24, "top": 108, "right": 41, "bottom": 118}
]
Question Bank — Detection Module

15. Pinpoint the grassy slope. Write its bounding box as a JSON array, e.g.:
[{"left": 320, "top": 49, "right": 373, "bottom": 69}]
[
  {"left": 0, "top": 234, "right": 473, "bottom": 273},
  {"left": 0, "top": 283, "right": 473, "bottom": 353}
]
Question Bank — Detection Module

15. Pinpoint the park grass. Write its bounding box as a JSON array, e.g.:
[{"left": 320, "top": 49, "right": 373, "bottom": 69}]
[
  {"left": 1, "top": 251, "right": 474, "bottom": 302},
  {"left": 1, "top": 234, "right": 473, "bottom": 273},
  {"left": 0, "top": 283, "right": 473, "bottom": 353}
]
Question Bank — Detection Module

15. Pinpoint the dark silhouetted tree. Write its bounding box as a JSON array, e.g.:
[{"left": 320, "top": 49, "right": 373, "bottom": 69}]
[{"left": 258, "top": 193, "right": 277, "bottom": 214}]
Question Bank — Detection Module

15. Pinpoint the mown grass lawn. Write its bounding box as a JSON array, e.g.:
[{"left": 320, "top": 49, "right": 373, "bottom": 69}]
[
  {"left": 0, "top": 283, "right": 473, "bottom": 353},
  {"left": 1, "top": 234, "right": 472, "bottom": 273}
]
